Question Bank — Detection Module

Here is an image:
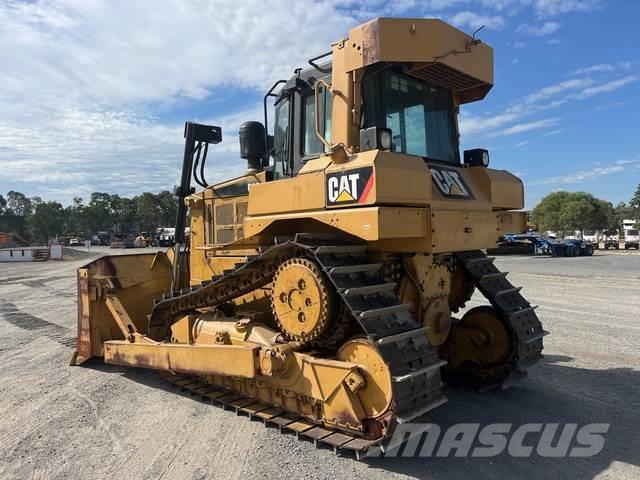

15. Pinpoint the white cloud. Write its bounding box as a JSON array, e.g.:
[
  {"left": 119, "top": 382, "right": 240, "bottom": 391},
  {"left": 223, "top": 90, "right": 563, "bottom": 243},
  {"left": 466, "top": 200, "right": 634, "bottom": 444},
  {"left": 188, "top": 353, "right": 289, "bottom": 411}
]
[
  {"left": 449, "top": 11, "right": 505, "bottom": 30},
  {"left": 571, "top": 61, "right": 635, "bottom": 76},
  {"left": 523, "top": 78, "right": 593, "bottom": 104},
  {"left": 572, "top": 76, "right": 638, "bottom": 99},
  {"left": 486, "top": 118, "right": 559, "bottom": 138},
  {"left": 460, "top": 65, "right": 637, "bottom": 140},
  {"left": 517, "top": 21, "right": 560, "bottom": 36},
  {"left": 543, "top": 129, "right": 564, "bottom": 136},
  {"left": 0, "top": 0, "right": 357, "bottom": 203},
  {"left": 529, "top": 164, "right": 629, "bottom": 187},
  {"left": 572, "top": 64, "right": 615, "bottom": 75},
  {"left": 527, "top": 0, "right": 602, "bottom": 17},
  {"left": 458, "top": 111, "right": 522, "bottom": 136},
  {"left": 0, "top": 0, "right": 622, "bottom": 203}
]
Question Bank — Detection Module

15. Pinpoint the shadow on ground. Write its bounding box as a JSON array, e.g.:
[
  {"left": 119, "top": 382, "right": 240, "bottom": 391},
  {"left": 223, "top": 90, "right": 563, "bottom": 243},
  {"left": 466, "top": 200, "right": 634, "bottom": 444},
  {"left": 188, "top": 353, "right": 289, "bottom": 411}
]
[
  {"left": 362, "top": 354, "right": 640, "bottom": 479},
  {"left": 77, "top": 354, "right": 640, "bottom": 480}
]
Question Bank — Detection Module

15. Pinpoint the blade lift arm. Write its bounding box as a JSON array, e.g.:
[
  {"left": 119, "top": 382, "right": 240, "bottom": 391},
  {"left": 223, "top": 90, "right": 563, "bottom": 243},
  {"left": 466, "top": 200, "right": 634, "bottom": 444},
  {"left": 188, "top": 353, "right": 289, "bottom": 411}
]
[{"left": 172, "top": 122, "right": 222, "bottom": 292}]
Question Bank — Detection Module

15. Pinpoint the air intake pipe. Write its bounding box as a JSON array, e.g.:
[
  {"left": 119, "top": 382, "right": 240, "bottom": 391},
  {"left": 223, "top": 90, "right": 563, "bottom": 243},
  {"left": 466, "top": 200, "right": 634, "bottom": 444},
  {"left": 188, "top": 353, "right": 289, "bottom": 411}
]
[{"left": 239, "top": 121, "right": 267, "bottom": 173}]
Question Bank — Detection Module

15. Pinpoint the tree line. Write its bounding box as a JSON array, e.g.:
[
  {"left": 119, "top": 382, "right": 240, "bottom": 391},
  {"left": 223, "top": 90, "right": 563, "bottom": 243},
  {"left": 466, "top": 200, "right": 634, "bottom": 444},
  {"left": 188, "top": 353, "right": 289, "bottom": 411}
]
[
  {"left": 0, "top": 191, "right": 177, "bottom": 244},
  {"left": 2, "top": 183, "right": 639, "bottom": 244},
  {"left": 531, "top": 184, "right": 640, "bottom": 236}
]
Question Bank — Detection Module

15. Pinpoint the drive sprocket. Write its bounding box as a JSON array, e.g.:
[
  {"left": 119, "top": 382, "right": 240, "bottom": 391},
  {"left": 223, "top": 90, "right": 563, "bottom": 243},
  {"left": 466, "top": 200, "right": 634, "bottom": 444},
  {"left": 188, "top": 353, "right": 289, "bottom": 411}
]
[{"left": 271, "top": 257, "right": 333, "bottom": 342}]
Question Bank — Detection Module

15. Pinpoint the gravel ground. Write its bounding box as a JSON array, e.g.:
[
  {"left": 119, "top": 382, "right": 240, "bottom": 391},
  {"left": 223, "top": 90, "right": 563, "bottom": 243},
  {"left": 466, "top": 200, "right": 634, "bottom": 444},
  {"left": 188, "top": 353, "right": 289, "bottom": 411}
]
[{"left": 0, "top": 247, "right": 638, "bottom": 479}]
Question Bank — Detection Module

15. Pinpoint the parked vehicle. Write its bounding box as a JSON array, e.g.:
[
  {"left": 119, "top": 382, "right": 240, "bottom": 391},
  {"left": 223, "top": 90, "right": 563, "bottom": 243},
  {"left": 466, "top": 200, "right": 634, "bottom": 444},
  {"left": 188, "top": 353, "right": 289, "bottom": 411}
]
[
  {"left": 156, "top": 227, "right": 176, "bottom": 247},
  {"left": 109, "top": 234, "right": 135, "bottom": 249},
  {"left": 603, "top": 235, "right": 620, "bottom": 250},
  {"left": 624, "top": 229, "right": 639, "bottom": 250},
  {"left": 582, "top": 230, "right": 600, "bottom": 249},
  {"left": 97, "top": 231, "right": 112, "bottom": 246},
  {"left": 134, "top": 232, "right": 152, "bottom": 248},
  {"left": 502, "top": 233, "right": 595, "bottom": 257}
]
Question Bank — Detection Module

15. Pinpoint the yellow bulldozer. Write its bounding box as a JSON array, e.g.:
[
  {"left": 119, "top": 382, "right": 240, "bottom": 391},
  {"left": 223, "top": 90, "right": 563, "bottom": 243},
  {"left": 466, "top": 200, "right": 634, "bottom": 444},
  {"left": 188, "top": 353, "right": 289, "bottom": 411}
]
[{"left": 71, "top": 18, "right": 546, "bottom": 456}]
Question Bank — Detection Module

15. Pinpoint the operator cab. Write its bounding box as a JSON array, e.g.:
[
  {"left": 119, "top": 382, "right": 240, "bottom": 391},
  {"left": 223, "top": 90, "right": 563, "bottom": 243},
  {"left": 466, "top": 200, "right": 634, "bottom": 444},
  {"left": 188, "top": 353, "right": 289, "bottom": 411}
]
[
  {"left": 269, "top": 61, "right": 334, "bottom": 177},
  {"left": 263, "top": 61, "right": 468, "bottom": 179}
]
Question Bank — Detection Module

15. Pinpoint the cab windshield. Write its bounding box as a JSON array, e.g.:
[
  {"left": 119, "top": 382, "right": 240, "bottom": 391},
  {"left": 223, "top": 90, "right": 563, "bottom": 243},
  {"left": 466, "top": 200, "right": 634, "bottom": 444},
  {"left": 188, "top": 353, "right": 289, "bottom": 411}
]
[{"left": 362, "top": 70, "right": 459, "bottom": 163}]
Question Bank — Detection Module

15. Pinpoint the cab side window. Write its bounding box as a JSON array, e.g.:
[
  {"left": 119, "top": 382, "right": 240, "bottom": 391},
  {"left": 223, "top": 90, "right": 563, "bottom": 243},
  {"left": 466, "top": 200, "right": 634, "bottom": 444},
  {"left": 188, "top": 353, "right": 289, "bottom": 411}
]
[
  {"left": 273, "top": 99, "right": 290, "bottom": 176},
  {"left": 302, "top": 86, "right": 332, "bottom": 158}
]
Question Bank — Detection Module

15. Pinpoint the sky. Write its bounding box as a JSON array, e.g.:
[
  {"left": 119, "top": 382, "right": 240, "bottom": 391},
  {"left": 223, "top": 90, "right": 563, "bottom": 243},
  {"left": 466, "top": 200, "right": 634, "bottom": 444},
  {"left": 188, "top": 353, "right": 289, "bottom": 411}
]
[{"left": 1, "top": 0, "right": 639, "bottom": 209}]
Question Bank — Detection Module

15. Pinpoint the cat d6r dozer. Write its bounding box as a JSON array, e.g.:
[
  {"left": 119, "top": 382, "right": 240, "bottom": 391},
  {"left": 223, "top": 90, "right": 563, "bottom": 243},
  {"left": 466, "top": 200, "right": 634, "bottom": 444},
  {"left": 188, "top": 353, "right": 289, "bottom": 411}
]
[{"left": 71, "top": 18, "right": 546, "bottom": 457}]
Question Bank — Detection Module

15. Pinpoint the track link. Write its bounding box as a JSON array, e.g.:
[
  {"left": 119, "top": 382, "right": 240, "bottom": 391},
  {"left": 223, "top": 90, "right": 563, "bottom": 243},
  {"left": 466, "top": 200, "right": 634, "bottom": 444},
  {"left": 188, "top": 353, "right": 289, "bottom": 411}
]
[
  {"left": 450, "top": 250, "right": 547, "bottom": 388},
  {"left": 159, "top": 371, "right": 381, "bottom": 459},
  {"left": 307, "top": 236, "right": 447, "bottom": 424},
  {"left": 148, "top": 234, "right": 447, "bottom": 450}
]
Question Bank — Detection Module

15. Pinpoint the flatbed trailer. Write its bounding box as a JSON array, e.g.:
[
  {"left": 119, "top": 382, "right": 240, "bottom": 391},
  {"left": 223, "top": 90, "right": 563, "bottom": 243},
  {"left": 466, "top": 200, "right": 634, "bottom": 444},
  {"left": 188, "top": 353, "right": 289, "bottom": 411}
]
[{"left": 503, "top": 234, "right": 594, "bottom": 257}]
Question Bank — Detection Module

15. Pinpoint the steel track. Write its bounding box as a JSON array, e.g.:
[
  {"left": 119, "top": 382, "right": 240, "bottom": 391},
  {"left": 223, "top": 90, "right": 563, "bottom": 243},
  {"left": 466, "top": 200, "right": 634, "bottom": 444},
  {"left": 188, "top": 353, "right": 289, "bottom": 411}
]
[
  {"left": 449, "top": 250, "right": 547, "bottom": 388},
  {"left": 149, "top": 234, "right": 447, "bottom": 448}
]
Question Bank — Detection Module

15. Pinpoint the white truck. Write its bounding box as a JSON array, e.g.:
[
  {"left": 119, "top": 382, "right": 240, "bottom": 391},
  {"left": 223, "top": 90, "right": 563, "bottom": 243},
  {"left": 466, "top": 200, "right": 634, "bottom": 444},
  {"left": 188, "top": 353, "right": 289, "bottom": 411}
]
[
  {"left": 603, "top": 234, "right": 620, "bottom": 250},
  {"left": 582, "top": 230, "right": 600, "bottom": 249},
  {"left": 624, "top": 228, "right": 639, "bottom": 250}
]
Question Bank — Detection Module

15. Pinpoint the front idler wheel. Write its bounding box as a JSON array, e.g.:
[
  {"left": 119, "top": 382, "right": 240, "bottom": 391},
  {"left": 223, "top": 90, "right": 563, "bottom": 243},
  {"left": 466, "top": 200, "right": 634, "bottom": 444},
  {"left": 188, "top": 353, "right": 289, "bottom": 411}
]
[{"left": 446, "top": 306, "right": 512, "bottom": 370}]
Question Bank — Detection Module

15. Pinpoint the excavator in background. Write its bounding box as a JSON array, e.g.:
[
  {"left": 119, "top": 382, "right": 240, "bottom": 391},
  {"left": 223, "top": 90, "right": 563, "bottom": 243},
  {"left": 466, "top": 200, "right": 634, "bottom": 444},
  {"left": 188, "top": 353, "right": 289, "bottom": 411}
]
[{"left": 71, "top": 18, "right": 546, "bottom": 457}]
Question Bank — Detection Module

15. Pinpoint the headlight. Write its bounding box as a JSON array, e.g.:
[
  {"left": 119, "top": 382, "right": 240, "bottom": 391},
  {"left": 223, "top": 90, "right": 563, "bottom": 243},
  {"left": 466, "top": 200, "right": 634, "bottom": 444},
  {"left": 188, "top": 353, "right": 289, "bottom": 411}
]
[
  {"left": 378, "top": 128, "right": 392, "bottom": 151},
  {"left": 359, "top": 127, "right": 393, "bottom": 152},
  {"left": 464, "top": 148, "right": 490, "bottom": 167}
]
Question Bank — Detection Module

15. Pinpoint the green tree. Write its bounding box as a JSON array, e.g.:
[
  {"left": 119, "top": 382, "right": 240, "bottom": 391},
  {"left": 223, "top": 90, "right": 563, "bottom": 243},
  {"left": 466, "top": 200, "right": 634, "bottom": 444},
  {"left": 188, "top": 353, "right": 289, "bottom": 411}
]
[
  {"left": 0, "top": 191, "right": 32, "bottom": 238},
  {"left": 156, "top": 190, "right": 177, "bottom": 227},
  {"left": 629, "top": 184, "right": 640, "bottom": 226},
  {"left": 28, "top": 201, "right": 65, "bottom": 243},
  {"left": 531, "top": 191, "right": 571, "bottom": 233},
  {"left": 86, "top": 192, "right": 113, "bottom": 233},
  {"left": 6, "top": 191, "right": 32, "bottom": 217},
  {"left": 134, "top": 192, "right": 161, "bottom": 232},
  {"left": 630, "top": 184, "right": 640, "bottom": 209},
  {"left": 532, "top": 191, "right": 612, "bottom": 236},
  {"left": 65, "top": 197, "right": 89, "bottom": 236},
  {"left": 613, "top": 201, "right": 634, "bottom": 230}
]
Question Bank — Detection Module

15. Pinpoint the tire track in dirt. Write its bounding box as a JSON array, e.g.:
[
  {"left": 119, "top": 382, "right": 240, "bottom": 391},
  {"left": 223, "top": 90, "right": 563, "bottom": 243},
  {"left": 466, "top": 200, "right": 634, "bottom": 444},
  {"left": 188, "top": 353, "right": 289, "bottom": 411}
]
[
  {"left": 0, "top": 364, "right": 118, "bottom": 457},
  {"left": 0, "top": 301, "right": 76, "bottom": 349},
  {"left": 158, "top": 405, "right": 261, "bottom": 480}
]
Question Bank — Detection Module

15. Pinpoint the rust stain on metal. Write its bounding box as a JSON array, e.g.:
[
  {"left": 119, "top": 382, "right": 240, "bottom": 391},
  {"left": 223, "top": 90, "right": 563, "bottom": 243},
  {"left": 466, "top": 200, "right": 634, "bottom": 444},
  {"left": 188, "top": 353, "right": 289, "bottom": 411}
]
[
  {"left": 73, "top": 270, "right": 92, "bottom": 364},
  {"left": 97, "top": 257, "right": 122, "bottom": 289}
]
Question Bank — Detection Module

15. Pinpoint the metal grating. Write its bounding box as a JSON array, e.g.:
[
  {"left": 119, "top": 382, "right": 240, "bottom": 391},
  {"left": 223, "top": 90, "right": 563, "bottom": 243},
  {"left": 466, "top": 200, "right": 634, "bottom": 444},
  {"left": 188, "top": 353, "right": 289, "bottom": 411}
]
[{"left": 408, "top": 62, "right": 487, "bottom": 92}]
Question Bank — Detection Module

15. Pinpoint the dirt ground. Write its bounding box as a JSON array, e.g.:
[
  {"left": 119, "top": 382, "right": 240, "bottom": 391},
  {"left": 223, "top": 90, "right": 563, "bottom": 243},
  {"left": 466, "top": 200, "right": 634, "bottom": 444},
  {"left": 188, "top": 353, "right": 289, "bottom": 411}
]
[{"left": 0, "top": 247, "right": 639, "bottom": 479}]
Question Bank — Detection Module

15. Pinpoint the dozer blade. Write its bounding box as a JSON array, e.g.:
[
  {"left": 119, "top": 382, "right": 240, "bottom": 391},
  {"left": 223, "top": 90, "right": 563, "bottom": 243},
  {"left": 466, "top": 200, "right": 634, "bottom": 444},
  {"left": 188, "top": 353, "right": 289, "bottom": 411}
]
[{"left": 71, "top": 252, "right": 172, "bottom": 365}]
